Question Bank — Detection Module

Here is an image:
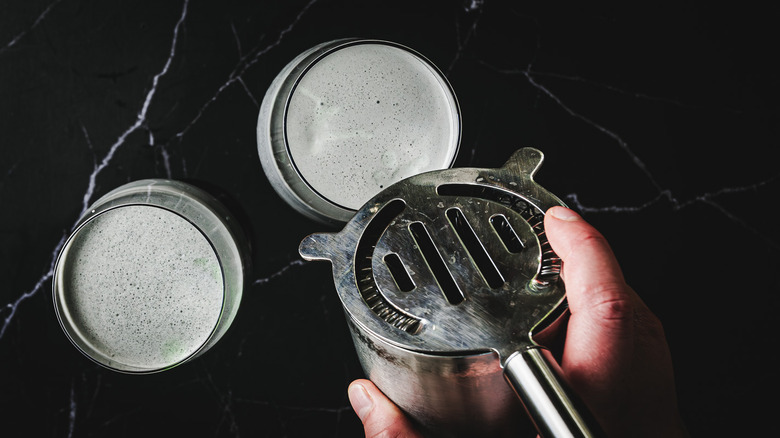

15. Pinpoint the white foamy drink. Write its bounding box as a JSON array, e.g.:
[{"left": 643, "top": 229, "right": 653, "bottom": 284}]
[
  {"left": 257, "top": 39, "right": 460, "bottom": 224},
  {"left": 59, "top": 205, "right": 224, "bottom": 371},
  {"left": 286, "top": 43, "right": 459, "bottom": 209}
]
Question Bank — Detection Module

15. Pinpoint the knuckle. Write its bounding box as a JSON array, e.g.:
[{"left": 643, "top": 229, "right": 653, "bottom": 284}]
[
  {"left": 593, "top": 296, "right": 633, "bottom": 323},
  {"left": 586, "top": 283, "right": 634, "bottom": 324}
]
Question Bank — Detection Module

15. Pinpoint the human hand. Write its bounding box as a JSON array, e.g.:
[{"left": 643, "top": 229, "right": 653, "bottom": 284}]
[
  {"left": 348, "top": 206, "right": 687, "bottom": 437},
  {"left": 543, "top": 206, "right": 687, "bottom": 437}
]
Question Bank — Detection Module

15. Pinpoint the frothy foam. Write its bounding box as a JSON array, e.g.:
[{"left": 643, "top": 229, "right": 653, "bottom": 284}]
[
  {"left": 285, "top": 43, "right": 459, "bottom": 210},
  {"left": 60, "top": 205, "right": 224, "bottom": 370}
]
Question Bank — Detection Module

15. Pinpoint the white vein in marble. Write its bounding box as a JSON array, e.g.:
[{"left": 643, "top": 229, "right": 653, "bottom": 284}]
[
  {"left": 1, "top": 0, "right": 325, "bottom": 347},
  {"left": 1, "top": 0, "right": 190, "bottom": 341},
  {"left": 0, "top": 0, "right": 64, "bottom": 55}
]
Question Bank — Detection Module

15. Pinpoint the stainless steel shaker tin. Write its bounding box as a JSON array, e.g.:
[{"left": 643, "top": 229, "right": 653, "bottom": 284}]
[
  {"left": 348, "top": 318, "right": 530, "bottom": 436},
  {"left": 257, "top": 38, "right": 461, "bottom": 225},
  {"left": 53, "top": 179, "right": 247, "bottom": 374}
]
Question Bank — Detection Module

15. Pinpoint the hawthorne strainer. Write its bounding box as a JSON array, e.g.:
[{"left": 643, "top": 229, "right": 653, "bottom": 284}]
[{"left": 300, "top": 148, "right": 602, "bottom": 437}]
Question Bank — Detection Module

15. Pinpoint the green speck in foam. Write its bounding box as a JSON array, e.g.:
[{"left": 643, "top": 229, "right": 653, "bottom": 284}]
[
  {"left": 161, "top": 339, "right": 185, "bottom": 363},
  {"left": 193, "top": 257, "right": 222, "bottom": 283}
]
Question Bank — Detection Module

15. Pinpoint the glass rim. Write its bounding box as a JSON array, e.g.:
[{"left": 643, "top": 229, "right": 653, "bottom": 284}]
[{"left": 52, "top": 180, "right": 246, "bottom": 374}]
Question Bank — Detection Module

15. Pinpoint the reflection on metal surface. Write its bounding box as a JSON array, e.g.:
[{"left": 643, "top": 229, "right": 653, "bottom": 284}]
[
  {"left": 446, "top": 207, "right": 505, "bottom": 289},
  {"left": 383, "top": 253, "right": 416, "bottom": 293},
  {"left": 408, "top": 220, "right": 465, "bottom": 305},
  {"left": 490, "top": 214, "right": 525, "bottom": 253}
]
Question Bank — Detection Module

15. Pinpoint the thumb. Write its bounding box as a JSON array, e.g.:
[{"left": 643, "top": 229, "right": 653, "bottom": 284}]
[
  {"left": 348, "top": 380, "right": 423, "bottom": 438},
  {"left": 543, "top": 207, "right": 634, "bottom": 387}
]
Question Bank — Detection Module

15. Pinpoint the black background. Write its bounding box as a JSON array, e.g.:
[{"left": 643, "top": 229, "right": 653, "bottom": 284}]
[{"left": 1, "top": 1, "right": 778, "bottom": 436}]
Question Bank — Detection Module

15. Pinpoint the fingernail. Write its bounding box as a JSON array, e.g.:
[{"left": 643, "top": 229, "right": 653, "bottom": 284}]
[
  {"left": 548, "top": 206, "right": 581, "bottom": 221},
  {"left": 348, "top": 383, "right": 373, "bottom": 421}
]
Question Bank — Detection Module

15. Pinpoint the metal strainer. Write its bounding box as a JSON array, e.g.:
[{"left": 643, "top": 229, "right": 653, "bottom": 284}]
[{"left": 300, "top": 148, "right": 602, "bottom": 437}]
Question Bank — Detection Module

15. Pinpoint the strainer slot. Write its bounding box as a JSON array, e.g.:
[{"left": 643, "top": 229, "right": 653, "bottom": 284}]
[
  {"left": 490, "top": 214, "right": 524, "bottom": 253},
  {"left": 437, "top": 183, "right": 528, "bottom": 212},
  {"left": 436, "top": 182, "right": 561, "bottom": 288},
  {"left": 446, "top": 208, "right": 504, "bottom": 289},
  {"left": 383, "top": 253, "right": 415, "bottom": 292},
  {"left": 355, "top": 199, "right": 422, "bottom": 333},
  {"left": 409, "top": 222, "right": 465, "bottom": 305}
]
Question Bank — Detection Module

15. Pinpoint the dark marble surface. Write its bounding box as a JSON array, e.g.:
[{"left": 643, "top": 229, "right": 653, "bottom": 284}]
[{"left": 2, "top": 1, "right": 778, "bottom": 436}]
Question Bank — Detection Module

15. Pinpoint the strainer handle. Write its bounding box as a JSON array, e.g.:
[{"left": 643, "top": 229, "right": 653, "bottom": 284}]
[{"left": 504, "top": 348, "right": 605, "bottom": 438}]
